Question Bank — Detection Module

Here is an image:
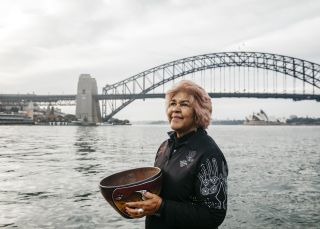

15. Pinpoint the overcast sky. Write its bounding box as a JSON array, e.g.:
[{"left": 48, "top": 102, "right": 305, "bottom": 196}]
[{"left": 0, "top": 0, "right": 320, "bottom": 120}]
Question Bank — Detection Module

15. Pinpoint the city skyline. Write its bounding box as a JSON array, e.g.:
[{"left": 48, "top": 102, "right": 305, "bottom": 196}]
[{"left": 0, "top": 0, "right": 320, "bottom": 120}]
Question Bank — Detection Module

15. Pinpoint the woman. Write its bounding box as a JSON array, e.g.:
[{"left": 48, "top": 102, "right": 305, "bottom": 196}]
[{"left": 126, "top": 80, "right": 228, "bottom": 229}]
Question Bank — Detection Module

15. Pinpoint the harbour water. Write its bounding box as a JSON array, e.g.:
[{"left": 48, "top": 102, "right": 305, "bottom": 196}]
[{"left": 0, "top": 125, "right": 319, "bottom": 228}]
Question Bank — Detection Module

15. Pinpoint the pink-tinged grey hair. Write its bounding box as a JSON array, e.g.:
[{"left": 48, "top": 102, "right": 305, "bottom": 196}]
[{"left": 165, "top": 80, "right": 212, "bottom": 129}]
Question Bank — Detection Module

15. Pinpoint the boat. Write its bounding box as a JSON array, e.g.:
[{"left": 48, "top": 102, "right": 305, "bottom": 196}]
[
  {"left": 0, "top": 113, "right": 34, "bottom": 125},
  {"left": 101, "top": 122, "right": 114, "bottom": 126},
  {"left": 68, "top": 120, "right": 98, "bottom": 126}
]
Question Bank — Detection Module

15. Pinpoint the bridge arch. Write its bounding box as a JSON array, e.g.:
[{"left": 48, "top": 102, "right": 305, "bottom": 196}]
[{"left": 102, "top": 52, "right": 320, "bottom": 120}]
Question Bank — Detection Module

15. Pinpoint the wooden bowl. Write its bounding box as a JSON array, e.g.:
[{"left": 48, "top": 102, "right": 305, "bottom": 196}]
[{"left": 99, "top": 167, "right": 162, "bottom": 218}]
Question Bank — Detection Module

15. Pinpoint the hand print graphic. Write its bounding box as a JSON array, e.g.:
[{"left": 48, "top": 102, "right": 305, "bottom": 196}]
[{"left": 198, "top": 158, "right": 220, "bottom": 196}]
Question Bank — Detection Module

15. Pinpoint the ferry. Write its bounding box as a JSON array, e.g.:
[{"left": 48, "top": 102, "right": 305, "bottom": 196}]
[{"left": 0, "top": 113, "right": 34, "bottom": 125}]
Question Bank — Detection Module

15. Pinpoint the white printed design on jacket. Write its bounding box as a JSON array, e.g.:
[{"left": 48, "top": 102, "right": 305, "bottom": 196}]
[
  {"left": 180, "top": 151, "right": 196, "bottom": 167},
  {"left": 198, "top": 158, "right": 227, "bottom": 209}
]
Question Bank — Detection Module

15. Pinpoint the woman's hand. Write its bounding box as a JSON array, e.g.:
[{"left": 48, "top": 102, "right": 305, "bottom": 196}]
[{"left": 125, "top": 192, "right": 162, "bottom": 218}]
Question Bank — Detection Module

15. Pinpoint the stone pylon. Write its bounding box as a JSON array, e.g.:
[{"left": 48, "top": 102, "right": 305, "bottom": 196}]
[{"left": 75, "top": 74, "right": 102, "bottom": 125}]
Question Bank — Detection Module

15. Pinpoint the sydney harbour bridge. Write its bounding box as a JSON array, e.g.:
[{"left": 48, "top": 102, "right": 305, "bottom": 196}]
[{"left": 1, "top": 52, "right": 319, "bottom": 122}]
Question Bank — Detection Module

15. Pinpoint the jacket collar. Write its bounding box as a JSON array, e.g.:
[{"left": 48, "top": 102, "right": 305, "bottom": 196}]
[{"left": 167, "top": 127, "right": 206, "bottom": 148}]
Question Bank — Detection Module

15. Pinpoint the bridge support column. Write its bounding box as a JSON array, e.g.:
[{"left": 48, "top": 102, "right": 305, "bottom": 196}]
[{"left": 75, "top": 74, "right": 101, "bottom": 125}]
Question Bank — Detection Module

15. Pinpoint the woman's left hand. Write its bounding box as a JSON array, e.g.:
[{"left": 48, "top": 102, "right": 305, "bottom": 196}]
[{"left": 125, "top": 192, "right": 162, "bottom": 218}]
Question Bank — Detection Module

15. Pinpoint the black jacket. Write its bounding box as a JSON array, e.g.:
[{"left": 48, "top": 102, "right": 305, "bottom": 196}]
[{"left": 146, "top": 128, "right": 228, "bottom": 229}]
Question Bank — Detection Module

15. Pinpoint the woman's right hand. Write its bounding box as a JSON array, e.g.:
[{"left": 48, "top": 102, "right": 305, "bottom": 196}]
[{"left": 125, "top": 192, "right": 162, "bottom": 218}]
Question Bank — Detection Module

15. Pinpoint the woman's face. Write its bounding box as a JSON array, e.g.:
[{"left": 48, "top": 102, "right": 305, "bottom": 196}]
[{"left": 167, "top": 91, "right": 196, "bottom": 137}]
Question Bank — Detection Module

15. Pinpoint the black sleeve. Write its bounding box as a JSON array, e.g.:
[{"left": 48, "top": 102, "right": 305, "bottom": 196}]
[{"left": 161, "top": 152, "right": 228, "bottom": 229}]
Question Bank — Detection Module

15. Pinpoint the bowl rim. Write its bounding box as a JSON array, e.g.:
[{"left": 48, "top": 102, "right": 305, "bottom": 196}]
[{"left": 99, "top": 166, "right": 161, "bottom": 189}]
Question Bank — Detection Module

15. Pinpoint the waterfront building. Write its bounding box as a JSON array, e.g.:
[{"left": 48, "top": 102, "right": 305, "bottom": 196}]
[{"left": 244, "top": 110, "right": 286, "bottom": 125}]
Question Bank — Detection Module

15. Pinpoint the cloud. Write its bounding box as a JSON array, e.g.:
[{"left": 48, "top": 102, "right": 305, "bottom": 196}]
[
  {"left": 1, "top": 0, "right": 320, "bottom": 83},
  {"left": 238, "top": 16, "right": 320, "bottom": 62}
]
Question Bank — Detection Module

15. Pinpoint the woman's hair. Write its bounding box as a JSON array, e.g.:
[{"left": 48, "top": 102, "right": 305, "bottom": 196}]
[{"left": 165, "top": 80, "right": 212, "bottom": 129}]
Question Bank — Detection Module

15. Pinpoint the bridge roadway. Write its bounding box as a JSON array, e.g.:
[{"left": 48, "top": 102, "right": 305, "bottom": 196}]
[{"left": 0, "top": 93, "right": 319, "bottom": 103}]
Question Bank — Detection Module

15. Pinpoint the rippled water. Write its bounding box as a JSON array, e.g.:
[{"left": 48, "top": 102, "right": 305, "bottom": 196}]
[{"left": 0, "top": 125, "right": 319, "bottom": 228}]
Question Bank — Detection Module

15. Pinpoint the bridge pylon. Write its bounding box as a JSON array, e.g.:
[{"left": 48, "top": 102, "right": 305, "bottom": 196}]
[{"left": 75, "top": 74, "right": 101, "bottom": 125}]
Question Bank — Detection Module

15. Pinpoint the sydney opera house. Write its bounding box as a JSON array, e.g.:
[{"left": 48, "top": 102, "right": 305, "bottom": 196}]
[{"left": 244, "top": 110, "right": 287, "bottom": 125}]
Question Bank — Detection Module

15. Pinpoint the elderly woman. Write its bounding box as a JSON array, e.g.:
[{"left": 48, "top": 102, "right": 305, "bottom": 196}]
[{"left": 126, "top": 80, "right": 228, "bottom": 229}]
